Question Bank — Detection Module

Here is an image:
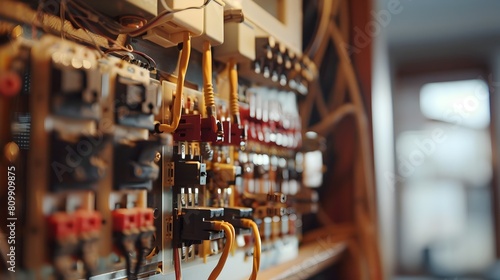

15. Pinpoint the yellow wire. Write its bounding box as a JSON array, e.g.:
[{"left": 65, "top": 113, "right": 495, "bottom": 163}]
[
  {"left": 208, "top": 222, "right": 234, "bottom": 280},
  {"left": 158, "top": 32, "right": 191, "bottom": 133},
  {"left": 203, "top": 41, "right": 216, "bottom": 118},
  {"left": 241, "top": 219, "right": 261, "bottom": 280},
  {"left": 224, "top": 221, "right": 236, "bottom": 255},
  {"left": 228, "top": 58, "right": 240, "bottom": 125},
  {"left": 226, "top": 221, "right": 236, "bottom": 255}
]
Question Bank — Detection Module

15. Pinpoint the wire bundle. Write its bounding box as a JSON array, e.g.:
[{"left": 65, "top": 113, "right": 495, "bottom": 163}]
[
  {"left": 48, "top": 0, "right": 212, "bottom": 37},
  {"left": 208, "top": 221, "right": 235, "bottom": 280}
]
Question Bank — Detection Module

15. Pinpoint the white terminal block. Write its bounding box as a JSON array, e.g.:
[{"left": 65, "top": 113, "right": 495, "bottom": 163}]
[
  {"left": 213, "top": 20, "right": 256, "bottom": 63},
  {"left": 192, "top": 0, "right": 225, "bottom": 51},
  {"left": 143, "top": 0, "right": 205, "bottom": 48}
]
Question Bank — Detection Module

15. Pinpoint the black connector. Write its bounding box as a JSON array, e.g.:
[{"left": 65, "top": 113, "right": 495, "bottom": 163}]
[
  {"left": 174, "top": 161, "right": 207, "bottom": 186},
  {"left": 114, "top": 137, "right": 165, "bottom": 190},
  {"left": 223, "top": 207, "right": 253, "bottom": 235},
  {"left": 50, "top": 132, "right": 111, "bottom": 191},
  {"left": 175, "top": 207, "right": 225, "bottom": 246},
  {"left": 114, "top": 232, "right": 140, "bottom": 280}
]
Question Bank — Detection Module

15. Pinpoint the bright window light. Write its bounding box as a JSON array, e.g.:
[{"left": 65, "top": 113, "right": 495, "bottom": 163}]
[{"left": 419, "top": 79, "right": 490, "bottom": 129}]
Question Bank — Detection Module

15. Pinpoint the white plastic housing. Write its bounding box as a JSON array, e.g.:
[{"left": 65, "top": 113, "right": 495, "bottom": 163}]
[
  {"left": 192, "top": 0, "right": 225, "bottom": 50},
  {"left": 213, "top": 21, "right": 256, "bottom": 63},
  {"left": 143, "top": 0, "right": 205, "bottom": 48}
]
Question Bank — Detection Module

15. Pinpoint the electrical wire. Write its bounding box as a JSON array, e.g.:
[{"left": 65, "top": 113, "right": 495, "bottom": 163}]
[
  {"left": 203, "top": 41, "right": 216, "bottom": 118},
  {"left": 224, "top": 221, "right": 236, "bottom": 254},
  {"left": 157, "top": 32, "right": 191, "bottom": 133},
  {"left": 133, "top": 231, "right": 154, "bottom": 279},
  {"left": 67, "top": 1, "right": 126, "bottom": 35},
  {"left": 228, "top": 58, "right": 240, "bottom": 126},
  {"left": 132, "top": 50, "right": 158, "bottom": 69},
  {"left": 208, "top": 221, "right": 234, "bottom": 280},
  {"left": 126, "top": 0, "right": 213, "bottom": 37},
  {"left": 241, "top": 219, "right": 261, "bottom": 280},
  {"left": 59, "top": 0, "right": 67, "bottom": 39},
  {"left": 62, "top": 5, "right": 106, "bottom": 56},
  {"left": 117, "top": 237, "right": 134, "bottom": 280},
  {"left": 51, "top": 0, "right": 211, "bottom": 38},
  {"left": 104, "top": 49, "right": 157, "bottom": 69},
  {"left": 173, "top": 246, "right": 182, "bottom": 280},
  {"left": 80, "top": 239, "right": 98, "bottom": 280}
]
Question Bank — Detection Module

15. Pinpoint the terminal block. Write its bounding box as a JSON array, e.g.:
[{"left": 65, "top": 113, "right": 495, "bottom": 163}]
[
  {"left": 46, "top": 210, "right": 103, "bottom": 277},
  {"left": 223, "top": 207, "right": 253, "bottom": 235},
  {"left": 173, "top": 114, "right": 222, "bottom": 143},
  {"left": 112, "top": 207, "right": 156, "bottom": 277},
  {"left": 220, "top": 120, "right": 246, "bottom": 146},
  {"left": 74, "top": 210, "right": 103, "bottom": 238},
  {"left": 175, "top": 207, "right": 225, "bottom": 247}
]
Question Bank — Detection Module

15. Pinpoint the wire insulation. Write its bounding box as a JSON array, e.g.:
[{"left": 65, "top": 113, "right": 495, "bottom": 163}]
[
  {"left": 208, "top": 222, "right": 234, "bottom": 280},
  {"left": 203, "top": 41, "right": 216, "bottom": 118},
  {"left": 228, "top": 58, "right": 240, "bottom": 125},
  {"left": 225, "top": 221, "right": 236, "bottom": 254},
  {"left": 174, "top": 246, "right": 182, "bottom": 280},
  {"left": 158, "top": 32, "right": 191, "bottom": 133},
  {"left": 241, "top": 219, "right": 261, "bottom": 280}
]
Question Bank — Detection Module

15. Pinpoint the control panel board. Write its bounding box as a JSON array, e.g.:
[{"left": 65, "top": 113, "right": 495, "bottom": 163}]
[{"left": 0, "top": 1, "right": 320, "bottom": 279}]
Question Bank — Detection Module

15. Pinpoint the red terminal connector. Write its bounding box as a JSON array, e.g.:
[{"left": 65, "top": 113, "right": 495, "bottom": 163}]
[
  {"left": 220, "top": 120, "right": 245, "bottom": 146},
  {"left": 112, "top": 208, "right": 139, "bottom": 233},
  {"left": 47, "top": 212, "right": 78, "bottom": 240},
  {"left": 174, "top": 114, "right": 222, "bottom": 143},
  {"left": 200, "top": 115, "right": 220, "bottom": 143},
  {"left": 137, "top": 208, "right": 155, "bottom": 231},
  {"left": 173, "top": 114, "right": 202, "bottom": 142},
  {"left": 74, "top": 210, "right": 102, "bottom": 236}
]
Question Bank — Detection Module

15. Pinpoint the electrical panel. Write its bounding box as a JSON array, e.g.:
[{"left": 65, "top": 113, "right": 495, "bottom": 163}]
[{"left": 0, "top": 0, "right": 321, "bottom": 279}]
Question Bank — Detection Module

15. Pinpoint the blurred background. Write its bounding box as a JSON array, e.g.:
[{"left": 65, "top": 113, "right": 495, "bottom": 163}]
[{"left": 372, "top": 0, "right": 500, "bottom": 279}]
